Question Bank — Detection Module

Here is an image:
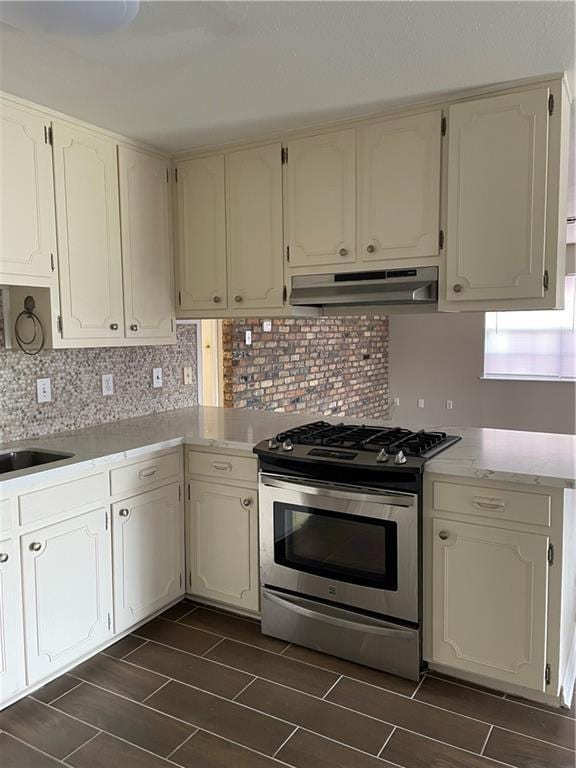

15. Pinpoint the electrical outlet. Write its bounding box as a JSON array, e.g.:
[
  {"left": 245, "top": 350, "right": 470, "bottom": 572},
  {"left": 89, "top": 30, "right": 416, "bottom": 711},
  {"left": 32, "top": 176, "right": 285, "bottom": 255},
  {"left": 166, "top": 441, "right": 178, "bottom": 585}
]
[
  {"left": 152, "top": 367, "right": 163, "bottom": 388},
  {"left": 446, "top": 399, "right": 454, "bottom": 410},
  {"left": 101, "top": 373, "right": 114, "bottom": 396},
  {"left": 36, "top": 378, "right": 52, "bottom": 403},
  {"left": 183, "top": 366, "right": 193, "bottom": 385},
  {"left": 393, "top": 397, "right": 400, "bottom": 407},
  {"left": 417, "top": 399, "right": 425, "bottom": 409},
  {"left": 245, "top": 330, "right": 252, "bottom": 346},
  {"left": 262, "top": 320, "right": 272, "bottom": 332}
]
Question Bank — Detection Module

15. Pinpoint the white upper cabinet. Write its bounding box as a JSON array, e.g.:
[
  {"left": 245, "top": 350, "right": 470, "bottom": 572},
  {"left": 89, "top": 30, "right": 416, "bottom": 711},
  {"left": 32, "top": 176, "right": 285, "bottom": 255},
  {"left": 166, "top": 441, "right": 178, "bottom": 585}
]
[
  {"left": 286, "top": 129, "right": 356, "bottom": 270},
  {"left": 226, "top": 144, "right": 284, "bottom": 311},
  {"left": 358, "top": 111, "right": 442, "bottom": 262},
  {"left": 176, "top": 155, "right": 228, "bottom": 312},
  {"left": 118, "top": 147, "right": 175, "bottom": 340},
  {"left": 444, "top": 88, "right": 551, "bottom": 306},
  {"left": 52, "top": 122, "right": 124, "bottom": 340},
  {"left": 431, "top": 517, "right": 549, "bottom": 691},
  {"left": 0, "top": 101, "right": 57, "bottom": 284},
  {"left": 21, "top": 507, "right": 113, "bottom": 684}
]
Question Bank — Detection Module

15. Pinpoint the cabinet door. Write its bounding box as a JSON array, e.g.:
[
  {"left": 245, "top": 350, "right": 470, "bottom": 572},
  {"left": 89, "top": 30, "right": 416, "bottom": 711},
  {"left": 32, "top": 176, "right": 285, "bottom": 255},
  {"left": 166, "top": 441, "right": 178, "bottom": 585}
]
[
  {"left": 227, "top": 144, "right": 284, "bottom": 310},
  {"left": 21, "top": 508, "right": 113, "bottom": 684},
  {"left": 286, "top": 130, "right": 356, "bottom": 270},
  {"left": 176, "top": 155, "right": 227, "bottom": 311},
  {"left": 432, "top": 518, "right": 549, "bottom": 691},
  {"left": 112, "top": 484, "right": 184, "bottom": 633},
  {"left": 188, "top": 481, "right": 258, "bottom": 611},
  {"left": 52, "top": 122, "right": 124, "bottom": 340},
  {"left": 445, "top": 88, "right": 550, "bottom": 303},
  {"left": 0, "top": 102, "right": 57, "bottom": 283},
  {"left": 0, "top": 539, "right": 26, "bottom": 704},
  {"left": 358, "top": 111, "right": 441, "bottom": 262},
  {"left": 119, "top": 147, "right": 175, "bottom": 340}
]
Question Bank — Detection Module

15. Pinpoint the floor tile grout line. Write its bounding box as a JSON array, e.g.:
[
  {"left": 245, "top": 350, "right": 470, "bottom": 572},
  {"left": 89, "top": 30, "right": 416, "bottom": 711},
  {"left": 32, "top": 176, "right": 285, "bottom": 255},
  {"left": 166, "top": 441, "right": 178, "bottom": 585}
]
[
  {"left": 102, "top": 638, "right": 148, "bottom": 660},
  {"left": 232, "top": 676, "right": 258, "bottom": 701},
  {"left": 279, "top": 643, "right": 293, "bottom": 656},
  {"left": 201, "top": 636, "right": 227, "bottom": 657},
  {"left": 0, "top": 726, "right": 71, "bottom": 767},
  {"left": 61, "top": 729, "right": 102, "bottom": 763},
  {"left": 321, "top": 674, "right": 343, "bottom": 700},
  {"left": 272, "top": 725, "right": 299, "bottom": 757},
  {"left": 165, "top": 726, "right": 199, "bottom": 759},
  {"left": 140, "top": 677, "right": 173, "bottom": 704},
  {"left": 103, "top": 643, "right": 576, "bottom": 755},
  {"left": 480, "top": 724, "right": 494, "bottom": 756},
  {"left": 170, "top": 606, "right": 199, "bottom": 623},
  {"left": 32, "top": 680, "right": 84, "bottom": 707},
  {"left": 425, "top": 673, "right": 506, "bottom": 700},
  {"left": 377, "top": 725, "right": 397, "bottom": 757},
  {"left": 410, "top": 676, "right": 426, "bottom": 699},
  {"left": 498, "top": 691, "right": 576, "bottom": 722}
]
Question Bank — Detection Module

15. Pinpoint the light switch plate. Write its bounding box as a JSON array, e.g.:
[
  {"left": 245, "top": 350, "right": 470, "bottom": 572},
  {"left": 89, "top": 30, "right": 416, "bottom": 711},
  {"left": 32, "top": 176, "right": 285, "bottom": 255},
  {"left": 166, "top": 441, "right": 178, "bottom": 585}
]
[
  {"left": 446, "top": 399, "right": 454, "bottom": 410},
  {"left": 102, "top": 373, "right": 114, "bottom": 396},
  {"left": 393, "top": 397, "right": 400, "bottom": 407},
  {"left": 153, "top": 367, "right": 163, "bottom": 388},
  {"left": 183, "top": 366, "right": 193, "bottom": 385},
  {"left": 36, "top": 378, "right": 52, "bottom": 403},
  {"left": 417, "top": 399, "right": 425, "bottom": 409},
  {"left": 245, "top": 330, "right": 252, "bottom": 346},
  {"left": 262, "top": 320, "right": 272, "bottom": 332}
]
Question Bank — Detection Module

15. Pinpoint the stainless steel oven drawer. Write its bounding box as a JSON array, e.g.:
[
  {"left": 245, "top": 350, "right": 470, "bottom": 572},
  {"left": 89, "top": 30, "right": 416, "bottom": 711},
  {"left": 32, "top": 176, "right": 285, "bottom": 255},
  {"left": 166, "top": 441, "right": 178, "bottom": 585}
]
[{"left": 261, "top": 588, "right": 421, "bottom": 681}]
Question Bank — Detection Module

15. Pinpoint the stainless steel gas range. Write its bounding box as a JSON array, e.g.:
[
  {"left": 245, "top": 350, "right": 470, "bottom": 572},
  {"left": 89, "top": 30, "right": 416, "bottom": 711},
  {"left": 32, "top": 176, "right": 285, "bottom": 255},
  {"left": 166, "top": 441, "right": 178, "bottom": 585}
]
[{"left": 253, "top": 421, "right": 461, "bottom": 681}]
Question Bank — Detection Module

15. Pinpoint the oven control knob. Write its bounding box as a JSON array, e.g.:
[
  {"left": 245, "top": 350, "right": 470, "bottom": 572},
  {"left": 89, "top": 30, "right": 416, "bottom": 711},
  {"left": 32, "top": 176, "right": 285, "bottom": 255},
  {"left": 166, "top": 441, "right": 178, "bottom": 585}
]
[
  {"left": 376, "top": 449, "right": 389, "bottom": 463},
  {"left": 282, "top": 439, "right": 294, "bottom": 452},
  {"left": 394, "top": 450, "right": 408, "bottom": 465},
  {"left": 268, "top": 438, "right": 280, "bottom": 450}
]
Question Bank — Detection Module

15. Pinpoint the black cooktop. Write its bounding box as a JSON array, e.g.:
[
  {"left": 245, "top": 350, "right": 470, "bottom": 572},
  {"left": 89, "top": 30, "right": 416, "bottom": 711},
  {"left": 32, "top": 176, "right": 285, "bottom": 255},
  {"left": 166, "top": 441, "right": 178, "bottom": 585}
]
[{"left": 274, "top": 421, "right": 461, "bottom": 460}]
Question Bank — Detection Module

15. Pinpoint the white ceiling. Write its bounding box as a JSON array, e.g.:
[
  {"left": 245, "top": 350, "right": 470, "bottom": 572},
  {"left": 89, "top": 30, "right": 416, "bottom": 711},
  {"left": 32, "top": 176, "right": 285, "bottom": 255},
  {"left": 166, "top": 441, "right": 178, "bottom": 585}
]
[{"left": 0, "top": 1, "right": 574, "bottom": 152}]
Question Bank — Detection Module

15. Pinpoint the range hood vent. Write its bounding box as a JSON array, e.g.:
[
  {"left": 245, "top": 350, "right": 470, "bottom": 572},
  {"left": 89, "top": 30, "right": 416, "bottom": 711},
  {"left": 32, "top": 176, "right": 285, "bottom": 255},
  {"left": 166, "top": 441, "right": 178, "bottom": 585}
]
[{"left": 290, "top": 267, "right": 438, "bottom": 307}]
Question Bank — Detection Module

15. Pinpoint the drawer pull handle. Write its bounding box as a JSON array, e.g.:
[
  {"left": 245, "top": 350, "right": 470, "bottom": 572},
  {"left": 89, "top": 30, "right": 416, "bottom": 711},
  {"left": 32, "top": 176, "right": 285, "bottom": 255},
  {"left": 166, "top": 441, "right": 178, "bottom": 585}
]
[
  {"left": 438, "top": 531, "right": 450, "bottom": 540},
  {"left": 212, "top": 462, "right": 232, "bottom": 471},
  {"left": 0, "top": 553, "right": 8, "bottom": 563},
  {"left": 472, "top": 496, "right": 505, "bottom": 511},
  {"left": 139, "top": 467, "right": 158, "bottom": 478},
  {"left": 110, "top": 323, "right": 118, "bottom": 331},
  {"left": 29, "top": 542, "right": 42, "bottom": 552},
  {"left": 366, "top": 244, "right": 376, "bottom": 254},
  {"left": 119, "top": 508, "right": 130, "bottom": 517},
  {"left": 339, "top": 248, "right": 348, "bottom": 257},
  {"left": 242, "top": 498, "right": 252, "bottom": 507}
]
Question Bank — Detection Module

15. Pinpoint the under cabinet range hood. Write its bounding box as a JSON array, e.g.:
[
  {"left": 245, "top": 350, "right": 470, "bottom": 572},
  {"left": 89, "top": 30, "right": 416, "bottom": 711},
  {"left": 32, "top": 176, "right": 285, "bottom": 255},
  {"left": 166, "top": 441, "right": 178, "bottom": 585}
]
[{"left": 290, "top": 267, "right": 438, "bottom": 307}]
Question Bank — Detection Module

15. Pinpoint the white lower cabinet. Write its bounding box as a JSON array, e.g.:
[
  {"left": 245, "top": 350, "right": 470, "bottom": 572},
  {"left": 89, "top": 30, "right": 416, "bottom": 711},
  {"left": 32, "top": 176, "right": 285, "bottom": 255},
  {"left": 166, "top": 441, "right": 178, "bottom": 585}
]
[
  {"left": 431, "top": 517, "right": 549, "bottom": 691},
  {"left": 21, "top": 508, "right": 113, "bottom": 685},
  {"left": 112, "top": 483, "right": 184, "bottom": 633},
  {"left": 0, "top": 539, "right": 26, "bottom": 704},
  {"left": 188, "top": 480, "right": 259, "bottom": 612}
]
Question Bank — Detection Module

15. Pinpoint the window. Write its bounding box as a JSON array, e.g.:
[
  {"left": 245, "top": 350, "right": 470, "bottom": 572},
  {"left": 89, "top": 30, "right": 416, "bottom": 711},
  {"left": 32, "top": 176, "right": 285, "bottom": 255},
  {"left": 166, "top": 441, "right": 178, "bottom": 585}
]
[{"left": 484, "top": 276, "right": 576, "bottom": 381}]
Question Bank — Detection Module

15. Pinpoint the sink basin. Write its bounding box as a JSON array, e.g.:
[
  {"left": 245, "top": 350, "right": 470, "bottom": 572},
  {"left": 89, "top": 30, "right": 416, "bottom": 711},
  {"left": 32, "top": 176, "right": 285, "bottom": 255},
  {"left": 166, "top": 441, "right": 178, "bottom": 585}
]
[{"left": 0, "top": 450, "right": 74, "bottom": 475}]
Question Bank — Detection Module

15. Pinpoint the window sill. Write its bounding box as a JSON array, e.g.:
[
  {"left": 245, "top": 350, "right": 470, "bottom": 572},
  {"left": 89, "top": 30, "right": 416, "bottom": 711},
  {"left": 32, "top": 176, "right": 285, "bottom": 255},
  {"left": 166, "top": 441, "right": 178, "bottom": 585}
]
[{"left": 480, "top": 376, "right": 576, "bottom": 383}]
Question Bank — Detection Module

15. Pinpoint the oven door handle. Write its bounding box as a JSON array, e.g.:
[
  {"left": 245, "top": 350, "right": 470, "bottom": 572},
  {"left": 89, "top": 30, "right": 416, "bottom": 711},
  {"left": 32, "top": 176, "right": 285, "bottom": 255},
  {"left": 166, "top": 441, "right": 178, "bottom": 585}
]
[
  {"left": 259, "top": 472, "right": 415, "bottom": 507},
  {"left": 264, "top": 590, "right": 415, "bottom": 638}
]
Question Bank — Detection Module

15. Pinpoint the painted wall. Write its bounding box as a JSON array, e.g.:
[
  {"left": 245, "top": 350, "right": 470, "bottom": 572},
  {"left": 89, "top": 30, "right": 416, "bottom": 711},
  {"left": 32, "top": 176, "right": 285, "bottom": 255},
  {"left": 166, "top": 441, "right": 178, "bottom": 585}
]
[
  {"left": 222, "top": 316, "right": 389, "bottom": 420},
  {"left": 0, "top": 291, "right": 199, "bottom": 443},
  {"left": 388, "top": 312, "right": 575, "bottom": 434}
]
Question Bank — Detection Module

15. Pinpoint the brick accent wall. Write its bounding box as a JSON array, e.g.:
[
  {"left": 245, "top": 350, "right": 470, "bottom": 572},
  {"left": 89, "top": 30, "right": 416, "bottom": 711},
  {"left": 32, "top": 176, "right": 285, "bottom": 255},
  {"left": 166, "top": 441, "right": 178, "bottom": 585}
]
[{"left": 222, "top": 316, "right": 389, "bottom": 419}]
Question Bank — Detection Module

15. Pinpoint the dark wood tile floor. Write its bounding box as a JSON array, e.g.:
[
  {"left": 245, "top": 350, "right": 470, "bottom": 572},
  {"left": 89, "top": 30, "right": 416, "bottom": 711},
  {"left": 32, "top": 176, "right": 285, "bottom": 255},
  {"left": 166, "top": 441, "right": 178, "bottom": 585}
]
[{"left": 1, "top": 599, "right": 574, "bottom": 768}]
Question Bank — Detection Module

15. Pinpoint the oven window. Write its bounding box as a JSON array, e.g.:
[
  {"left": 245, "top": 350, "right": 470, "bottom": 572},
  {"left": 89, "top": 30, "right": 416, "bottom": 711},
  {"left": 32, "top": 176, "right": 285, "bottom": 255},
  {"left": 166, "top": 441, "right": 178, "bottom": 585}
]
[{"left": 273, "top": 502, "right": 398, "bottom": 590}]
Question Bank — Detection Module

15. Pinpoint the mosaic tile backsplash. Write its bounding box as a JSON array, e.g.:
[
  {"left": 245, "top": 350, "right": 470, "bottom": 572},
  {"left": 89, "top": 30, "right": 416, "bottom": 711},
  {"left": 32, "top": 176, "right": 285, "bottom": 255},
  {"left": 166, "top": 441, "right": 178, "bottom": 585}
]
[{"left": 0, "top": 291, "right": 199, "bottom": 443}]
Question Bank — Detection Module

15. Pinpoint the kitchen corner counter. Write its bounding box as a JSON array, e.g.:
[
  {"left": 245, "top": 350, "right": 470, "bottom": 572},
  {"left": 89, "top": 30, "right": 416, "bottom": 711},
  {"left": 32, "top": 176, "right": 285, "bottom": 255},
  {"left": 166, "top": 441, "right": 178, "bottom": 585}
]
[{"left": 0, "top": 406, "right": 574, "bottom": 492}]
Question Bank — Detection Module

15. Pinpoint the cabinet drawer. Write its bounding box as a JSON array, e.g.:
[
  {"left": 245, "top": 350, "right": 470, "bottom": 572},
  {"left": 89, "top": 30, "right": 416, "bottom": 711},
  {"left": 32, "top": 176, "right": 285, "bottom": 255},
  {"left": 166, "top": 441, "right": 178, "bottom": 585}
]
[
  {"left": 433, "top": 481, "right": 551, "bottom": 527},
  {"left": 188, "top": 451, "right": 257, "bottom": 484},
  {"left": 19, "top": 473, "right": 107, "bottom": 527},
  {"left": 110, "top": 451, "right": 181, "bottom": 496},
  {"left": 0, "top": 498, "right": 12, "bottom": 533}
]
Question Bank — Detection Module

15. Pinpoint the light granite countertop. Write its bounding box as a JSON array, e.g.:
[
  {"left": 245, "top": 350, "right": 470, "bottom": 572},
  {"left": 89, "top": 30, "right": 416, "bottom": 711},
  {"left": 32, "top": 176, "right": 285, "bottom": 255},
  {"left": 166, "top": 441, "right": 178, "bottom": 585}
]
[{"left": 0, "top": 406, "right": 574, "bottom": 494}]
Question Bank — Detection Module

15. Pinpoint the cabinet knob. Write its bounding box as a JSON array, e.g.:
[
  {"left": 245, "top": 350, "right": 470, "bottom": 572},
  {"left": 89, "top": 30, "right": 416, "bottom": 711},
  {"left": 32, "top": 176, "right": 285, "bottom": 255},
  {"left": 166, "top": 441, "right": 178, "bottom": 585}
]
[
  {"left": 452, "top": 284, "right": 463, "bottom": 293},
  {"left": 29, "top": 542, "right": 42, "bottom": 552},
  {"left": 242, "top": 498, "right": 252, "bottom": 507},
  {"left": 438, "top": 531, "right": 450, "bottom": 541},
  {"left": 110, "top": 323, "right": 118, "bottom": 331},
  {"left": 339, "top": 248, "right": 348, "bottom": 257},
  {"left": 119, "top": 508, "right": 130, "bottom": 517},
  {"left": 235, "top": 295, "right": 242, "bottom": 303},
  {"left": 0, "top": 553, "right": 8, "bottom": 563},
  {"left": 213, "top": 296, "right": 221, "bottom": 304},
  {"left": 366, "top": 244, "right": 376, "bottom": 254},
  {"left": 130, "top": 323, "right": 139, "bottom": 331}
]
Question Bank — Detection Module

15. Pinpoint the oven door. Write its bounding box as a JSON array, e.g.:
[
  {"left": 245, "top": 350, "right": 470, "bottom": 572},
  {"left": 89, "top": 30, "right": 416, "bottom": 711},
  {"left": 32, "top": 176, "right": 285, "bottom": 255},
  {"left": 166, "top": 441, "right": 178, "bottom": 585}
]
[{"left": 259, "top": 473, "right": 419, "bottom": 623}]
